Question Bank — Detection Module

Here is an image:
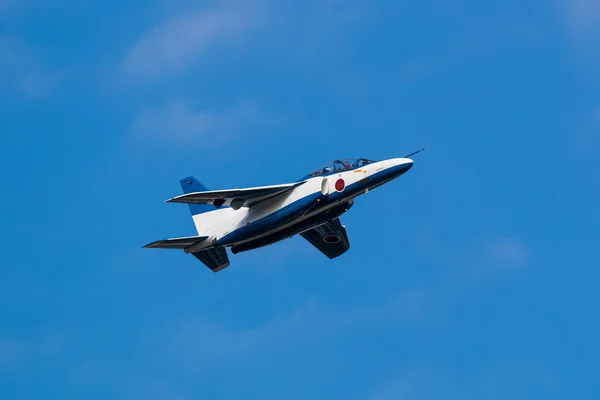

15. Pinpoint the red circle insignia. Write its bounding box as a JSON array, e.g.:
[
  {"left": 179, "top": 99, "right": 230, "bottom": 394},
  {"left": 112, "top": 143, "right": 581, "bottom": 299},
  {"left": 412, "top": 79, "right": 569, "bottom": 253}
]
[{"left": 335, "top": 178, "right": 345, "bottom": 192}]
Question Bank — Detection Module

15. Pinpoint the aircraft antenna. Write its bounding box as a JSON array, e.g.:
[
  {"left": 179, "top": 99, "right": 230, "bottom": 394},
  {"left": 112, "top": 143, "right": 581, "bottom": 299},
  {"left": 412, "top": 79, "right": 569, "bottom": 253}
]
[{"left": 404, "top": 148, "right": 426, "bottom": 158}]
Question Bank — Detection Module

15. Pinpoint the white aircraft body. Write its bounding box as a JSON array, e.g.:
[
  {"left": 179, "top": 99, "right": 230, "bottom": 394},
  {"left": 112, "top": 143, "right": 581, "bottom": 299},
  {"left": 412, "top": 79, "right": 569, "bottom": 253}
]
[{"left": 144, "top": 152, "right": 420, "bottom": 272}]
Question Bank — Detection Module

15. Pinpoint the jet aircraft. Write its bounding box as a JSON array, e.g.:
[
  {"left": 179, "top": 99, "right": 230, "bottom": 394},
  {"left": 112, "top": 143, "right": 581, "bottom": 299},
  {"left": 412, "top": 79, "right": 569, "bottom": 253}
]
[{"left": 144, "top": 151, "right": 422, "bottom": 272}]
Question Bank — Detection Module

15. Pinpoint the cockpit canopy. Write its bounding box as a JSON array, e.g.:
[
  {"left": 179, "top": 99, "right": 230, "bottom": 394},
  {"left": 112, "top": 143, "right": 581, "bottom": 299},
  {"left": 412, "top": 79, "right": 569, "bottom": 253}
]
[{"left": 307, "top": 158, "right": 375, "bottom": 177}]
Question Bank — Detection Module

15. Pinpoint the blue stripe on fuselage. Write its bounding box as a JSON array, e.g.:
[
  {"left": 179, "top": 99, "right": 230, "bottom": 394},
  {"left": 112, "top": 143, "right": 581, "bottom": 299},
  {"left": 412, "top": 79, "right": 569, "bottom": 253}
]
[
  {"left": 219, "top": 162, "right": 411, "bottom": 247},
  {"left": 230, "top": 201, "right": 354, "bottom": 254},
  {"left": 218, "top": 191, "right": 323, "bottom": 246},
  {"left": 324, "top": 162, "right": 413, "bottom": 204}
]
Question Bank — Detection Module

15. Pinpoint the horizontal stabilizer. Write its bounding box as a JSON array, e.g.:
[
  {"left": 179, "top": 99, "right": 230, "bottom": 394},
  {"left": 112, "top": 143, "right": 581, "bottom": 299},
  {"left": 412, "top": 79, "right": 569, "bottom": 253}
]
[
  {"left": 166, "top": 182, "right": 304, "bottom": 210},
  {"left": 143, "top": 236, "right": 208, "bottom": 250}
]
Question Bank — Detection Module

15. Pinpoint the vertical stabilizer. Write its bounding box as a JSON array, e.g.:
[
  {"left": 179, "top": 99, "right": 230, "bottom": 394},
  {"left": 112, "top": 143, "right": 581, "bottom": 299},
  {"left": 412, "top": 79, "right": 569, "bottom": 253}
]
[
  {"left": 179, "top": 176, "right": 231, "bottom": 271},
  {"left": 180, "top": 176, "right": 212, "bottom": 216},
  {"left": 179, "top": 176, "right": 232, "bottom": 237}
]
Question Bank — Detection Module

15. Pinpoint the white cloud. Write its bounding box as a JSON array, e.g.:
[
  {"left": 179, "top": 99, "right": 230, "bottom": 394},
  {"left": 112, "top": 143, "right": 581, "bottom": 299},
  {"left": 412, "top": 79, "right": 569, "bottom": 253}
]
[
  {"left": 368, "top": 379, "right": 413, "bottom": 400},
  {"left": 486, "top": 237, "right": 529, "bottom": 268},
  {"left": 0, "top": 0, "right": 15, "bottom": 16},
  {"left": 0, "top": 35, "right": 59, "bottom": 97},
  {"left": 119, "top": 0, "right": 371, "bottom": 80},
  {"left": 564, "top": 0, "right": 600, "bottom": 63},
  {"left": 166, "top": 301, "right": 325, "bottom": 363},
  {"left": 594, "top": 107, "right": 600, "bottom": 137},
  {"left": 367, "top": 361, "right": 556, "bottom": 400},
  {"left": 0, "top": 337, "right": 25, "bottom": 370},
  {"left": 146, "top": 382, "right": 190, "bottom": 400},
  {"left": 0, "top": 331, "right": 65, "bottom": 371},
  {"left": 119, "top": 2, "right": 260, "bottom": 78},
  {"left": 566, "top": 0, "right": 600, "bottom": 38},
  {"left": 162, "top": 290, "right": 425, "bottom": 370},
  {"left": 577, "top": 107, "right": 600, "bottom": 151},
  {"left": 593, "top": 107, "right": 600, "bottom": 132},
  {"left": 130, "top": 100, "right": 264, "bottom": 145}
]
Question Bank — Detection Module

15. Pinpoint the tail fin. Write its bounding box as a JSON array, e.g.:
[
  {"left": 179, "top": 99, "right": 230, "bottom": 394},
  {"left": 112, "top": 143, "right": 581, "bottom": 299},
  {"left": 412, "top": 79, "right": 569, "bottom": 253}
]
[
  {"left": 180, "top": 176, "right": 212, "bottom": 216},
  {"left": 179, "top": 177, "right": 230, "bottom": 272}
]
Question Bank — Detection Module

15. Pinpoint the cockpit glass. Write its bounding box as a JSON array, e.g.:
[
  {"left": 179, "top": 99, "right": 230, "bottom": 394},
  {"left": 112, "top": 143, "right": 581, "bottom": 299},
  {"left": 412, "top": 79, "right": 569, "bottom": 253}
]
[{"left": 307, "top": 158, "right": 375, "bottom": 177}]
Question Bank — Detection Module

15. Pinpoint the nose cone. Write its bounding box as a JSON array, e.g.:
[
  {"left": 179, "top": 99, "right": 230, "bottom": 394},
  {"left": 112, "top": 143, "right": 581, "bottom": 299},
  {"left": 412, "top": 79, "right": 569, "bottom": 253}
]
[
  {"left": 391, "top": 157, "right": 413, "bottom": 170},
  {"left": 384, "top": 157, "right": 413, "bottom": 178}
]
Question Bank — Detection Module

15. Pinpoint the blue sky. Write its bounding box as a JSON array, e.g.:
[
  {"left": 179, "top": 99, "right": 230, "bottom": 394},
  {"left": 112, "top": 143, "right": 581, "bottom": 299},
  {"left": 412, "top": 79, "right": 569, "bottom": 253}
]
[{"left": 1, "top": 0, "right": 599, "bottom": 398}]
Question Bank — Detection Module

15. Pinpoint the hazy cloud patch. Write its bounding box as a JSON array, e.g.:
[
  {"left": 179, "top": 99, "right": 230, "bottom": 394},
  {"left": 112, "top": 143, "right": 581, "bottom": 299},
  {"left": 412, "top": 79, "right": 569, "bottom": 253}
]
[
  {"left": 486, "top": 237, "right": 529, "bottom": 268},
  {"left": 576, "top": 107, "right": 600, "bottom": 151},
  {"left": 119, "top": 0, "right": 371, "bottom": 80},
  {"left": 368, "top": 361, "right": 556, "bottom": 400},
  {"left": 162, "top": 290, "right": 426, "bottom": 371},
  {"left": 130, "top": 100, "right": 266, "bottom": 146},
  {"left": 0, "top": 337, "right": 25, "bottom": 370},
  {"left": 566, "top": 0, "right": 600, "bottom": 39},
  {"left": 594, "top": 107, "right": 600, "bottom": 142},
  {"left": 564, "top": 0, "right": 600, "bottom": 64},
  {"left": 0, "top": 35, "right": 60, "bottom": 97},
  {"left": 145, "top": 382, "right": 190, "bottom": 400},
  {"left": 0, "top": 0, "right": 17, "bottom": 17},
  {"left": 119, "top": 1, "right": 262, "bottom": 78},
  {"left": 0, "top": 331, "right": 66, "bottom": 372},
  {"left": 368, "top": 378, "right": 413, "bottom": 400}
]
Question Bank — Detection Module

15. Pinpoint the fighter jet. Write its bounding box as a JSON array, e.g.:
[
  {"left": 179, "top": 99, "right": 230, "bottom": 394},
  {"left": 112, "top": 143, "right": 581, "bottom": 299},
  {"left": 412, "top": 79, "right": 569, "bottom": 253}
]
[{"left": 144, "top": 151, "right": 422, "bottom": 272}]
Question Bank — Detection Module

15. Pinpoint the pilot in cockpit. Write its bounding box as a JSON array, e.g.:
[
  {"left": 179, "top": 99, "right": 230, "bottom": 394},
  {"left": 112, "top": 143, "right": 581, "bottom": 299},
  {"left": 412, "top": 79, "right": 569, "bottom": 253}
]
[{"left": 355, "top": 158, "right": 369, "bottom": 168}]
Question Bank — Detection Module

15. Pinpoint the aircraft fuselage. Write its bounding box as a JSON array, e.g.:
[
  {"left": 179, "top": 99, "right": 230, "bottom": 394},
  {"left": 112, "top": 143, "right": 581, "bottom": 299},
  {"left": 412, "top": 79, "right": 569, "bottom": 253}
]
[
  {"left": 145, "top": 155, "right": 419, "bottom": 271},
  {"left": 192, "top": 157, "right": 413, "bottom": 251}
]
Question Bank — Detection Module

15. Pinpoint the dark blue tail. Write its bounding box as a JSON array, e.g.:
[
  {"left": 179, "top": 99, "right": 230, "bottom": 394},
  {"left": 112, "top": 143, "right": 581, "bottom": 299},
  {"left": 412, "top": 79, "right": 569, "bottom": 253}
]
[{"left": 180, "top": 176, "right": 212, "bottom": 216}]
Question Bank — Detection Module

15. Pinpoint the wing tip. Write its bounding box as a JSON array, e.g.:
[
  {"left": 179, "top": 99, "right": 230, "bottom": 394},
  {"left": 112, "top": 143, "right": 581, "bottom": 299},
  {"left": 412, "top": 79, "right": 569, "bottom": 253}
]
[
  {"left": 142, "top": 236, "right": 209, "bottom": 250},
  {"left": 165, "top": 194, "right": 186, "bottom": 203},
  {"left": 212, "top": 261, "right": 231, "bottom": 272}
]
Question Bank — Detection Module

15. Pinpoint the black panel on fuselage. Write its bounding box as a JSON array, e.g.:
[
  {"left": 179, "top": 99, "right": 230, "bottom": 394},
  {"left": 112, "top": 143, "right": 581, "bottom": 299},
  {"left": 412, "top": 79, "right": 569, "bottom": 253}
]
[{"left": 230, "top": 202, "right": 353, "bottom": 254}]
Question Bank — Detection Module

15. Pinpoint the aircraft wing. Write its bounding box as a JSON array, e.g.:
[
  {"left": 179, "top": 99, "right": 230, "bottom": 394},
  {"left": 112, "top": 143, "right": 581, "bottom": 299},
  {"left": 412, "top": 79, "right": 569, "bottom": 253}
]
[
  {"left": 143, "top": 236, "right": 230, "bottom": 272},
  {"left": 143, "top": 235, "right": 208, "bottom": 249},
  {"left": 166, "top": 182, "right": 305, "bottom": 210},
  {"left": 300, "top": 218, "right": 350, "bottom": 259}
]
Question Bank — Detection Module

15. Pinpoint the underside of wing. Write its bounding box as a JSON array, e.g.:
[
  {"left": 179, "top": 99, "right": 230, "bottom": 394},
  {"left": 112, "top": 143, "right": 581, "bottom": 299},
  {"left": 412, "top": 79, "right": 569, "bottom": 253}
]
[
  {"left": 143, "top": 236, "right": 208, "bottom": 250},
  {"left": 192, "top": 246, "right": 230, "bottom": 272},
  {"left": 300, "top": 217, "right": 350, "bottom": 259},
  {"left": 165, "top": 182, "right": 304, "bottom": 210}
]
